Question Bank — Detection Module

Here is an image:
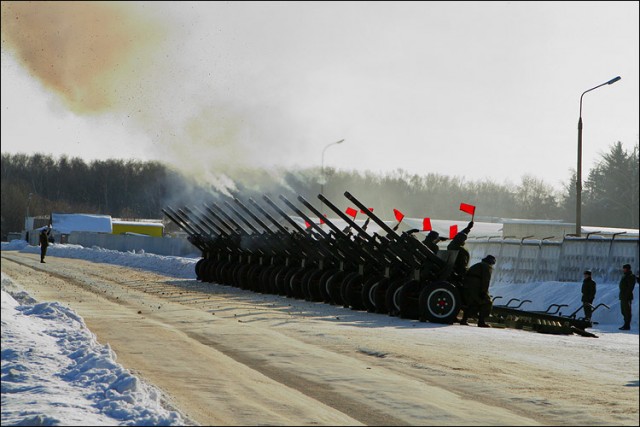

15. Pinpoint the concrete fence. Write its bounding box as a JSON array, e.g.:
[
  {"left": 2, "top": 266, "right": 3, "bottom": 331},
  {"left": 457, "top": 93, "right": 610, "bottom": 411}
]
[
  {"left": 466, "top": 236, "right": 639, "bottom": 284},
  {"left": 67, "top": 232, "right": 200, "bottom": 257}
]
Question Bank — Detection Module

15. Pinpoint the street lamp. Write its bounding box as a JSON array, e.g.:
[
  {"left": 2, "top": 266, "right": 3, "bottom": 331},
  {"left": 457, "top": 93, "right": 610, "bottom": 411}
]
[
  {"left": 24, "top": 193, "right": 33, "bottom": 241},
  {"left": 320, "top": 139, "right": 345, "bottom": 215},
  {"left": 576, "top": 76, "right": 621, "bottom": 236}
]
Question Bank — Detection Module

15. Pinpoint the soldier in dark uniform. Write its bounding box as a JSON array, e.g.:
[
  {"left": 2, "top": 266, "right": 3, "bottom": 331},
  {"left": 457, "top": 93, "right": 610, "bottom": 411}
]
[
  {"left": 423, "top": 230, "right": 445, "bottom": 254},
  {"left": 460, "top": 254, "right": 496, "bottom": 327},
  {"left": 447, "top": 221, "right": 474, "bottom": 278},
  {"left": 581, "top": 270, "right": 596, "bottom": 320},
  {"left": 39, "top": 227, "right": 51, "bottom": 263},
  {"left": 618, "top": 264, "right": 636, "bottom": 330}
]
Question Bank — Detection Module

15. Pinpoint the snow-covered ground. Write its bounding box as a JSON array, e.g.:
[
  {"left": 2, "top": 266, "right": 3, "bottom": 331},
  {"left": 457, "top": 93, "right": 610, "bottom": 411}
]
[
  {"left": 2, "top": 239, "right": 638, "bottom": 425},
  {"left": 0, "top": 241, "right": 194, "bottom": 426}
]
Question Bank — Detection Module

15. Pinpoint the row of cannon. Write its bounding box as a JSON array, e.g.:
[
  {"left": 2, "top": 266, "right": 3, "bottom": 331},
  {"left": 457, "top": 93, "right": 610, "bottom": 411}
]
[{"left": 163, "top": 191, "right": 466, "bottom": 324}]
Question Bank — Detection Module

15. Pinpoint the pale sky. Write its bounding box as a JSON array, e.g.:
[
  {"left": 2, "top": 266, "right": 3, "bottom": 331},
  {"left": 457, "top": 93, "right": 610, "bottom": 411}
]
[{"left": 1, "top": 1, "right": 638, "bottom": 191}]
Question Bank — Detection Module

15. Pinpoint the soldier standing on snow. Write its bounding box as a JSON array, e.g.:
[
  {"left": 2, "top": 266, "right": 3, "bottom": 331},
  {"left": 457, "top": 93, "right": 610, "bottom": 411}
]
[
  {"left": 581, "top": 270, "right": 596, "bottom": 321},
  {"left": 39, "top": 226, "right": 51, "bottom": 263},
  {"left": 460, "top": 254, "right": 496, "bottom": 328},
  {"left": 618, "top": 263, "right": 636, "bottom": 330}
]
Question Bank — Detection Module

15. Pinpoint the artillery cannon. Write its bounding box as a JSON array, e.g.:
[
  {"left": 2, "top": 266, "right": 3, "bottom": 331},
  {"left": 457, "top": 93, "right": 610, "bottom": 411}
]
[
  {"left": 163, "top": 191, "right": 604, "bottom": 335},
  {"left": 164, "top": 191, "right": 466, "bottom": 324}
]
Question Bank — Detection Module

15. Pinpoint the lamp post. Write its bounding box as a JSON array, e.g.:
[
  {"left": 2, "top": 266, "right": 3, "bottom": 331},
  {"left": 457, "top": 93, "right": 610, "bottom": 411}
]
[
  {"left": 320, "top": 139, "right": 345, "bottom": 215},
  {"left": 25, "top": 193, "right": 33, "bottom": 230},
  {"left": 576, "top": 76, "right": 621, "bottom": 236}
]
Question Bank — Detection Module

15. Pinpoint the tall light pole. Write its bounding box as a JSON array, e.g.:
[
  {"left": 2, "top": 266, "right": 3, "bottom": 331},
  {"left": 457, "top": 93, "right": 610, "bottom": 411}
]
[
  {"left": 576, "top": 76, "right": 621, "bottom": 236},
  {"left": 320, "top": 139, "right": 345, "bottom": 215},
  {"left": 25, "top": 193, "right": 33, "bottom": 230}
]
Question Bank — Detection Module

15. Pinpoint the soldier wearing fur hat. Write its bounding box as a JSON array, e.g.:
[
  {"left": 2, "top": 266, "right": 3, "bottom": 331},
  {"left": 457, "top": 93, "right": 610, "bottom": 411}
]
[{"left": 460, "top": 254, "right": 496, "bottom": 328}]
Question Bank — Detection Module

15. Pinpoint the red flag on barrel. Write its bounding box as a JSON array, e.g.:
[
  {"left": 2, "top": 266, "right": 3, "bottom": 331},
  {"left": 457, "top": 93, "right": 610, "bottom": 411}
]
[
  {"left": 449, "top": 224, "right": 458, "bottom": 239},
  {"left": 459, "top": 203, "right": 476, "bottom": 216},
  {"left": 305, "top": 220, "right": 311, "bottom": 228},
  {"left": 345, "top": 207, "right": 358, "bottom": 218},
  {"left": 393, "top": 209, "right": 405, "bottom": 222},
  {"left": 360, "top": 208, "right": 374, "bottom": 214},
  {"left": 422, "top": 218, "right": 432, "bottom": 231},
  {"left": 320, "top": 214, "right": 326, "bottom": 224}
]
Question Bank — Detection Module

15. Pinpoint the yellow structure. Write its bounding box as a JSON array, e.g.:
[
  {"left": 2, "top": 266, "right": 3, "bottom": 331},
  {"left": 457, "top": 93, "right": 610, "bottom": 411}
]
[{"left": 111, "top": 220, "right": 164, "bottom": 237}]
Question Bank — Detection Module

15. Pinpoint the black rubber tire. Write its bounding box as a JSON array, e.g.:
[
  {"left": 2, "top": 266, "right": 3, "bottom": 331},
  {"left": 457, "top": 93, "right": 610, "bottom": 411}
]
[
  {"left": 397, "top": 280, "right": 424, "bottom": 320},
  {"left": 233, "top": 263, "right": 251, "bottom": 288},
  {"left": 419, "top": 281, "right": 462, "bottom": 324},
  {"left": 254, "top": 264, "right": 272, "bottom": 293},
  {"left": 318, "top": 269, "right": 338, "bottom": 303},
  {"left": 238, "top": 263, "right": 255, "bottom": 289},
  {"left": 373, "top": 277, "right": 392, "bottom": 314},
  {"left": 283, "top": 267, "right": 302, "bottom": 298},
  {"left": 215, "top": 259, "right": 231, "bottom": 285},
  {"left": 268, "top": 264, "right": 285, "bottom": 294},
  {"left": 245, "top": 264, "right": 263, "bottom": 291},
  {"left": 223, "top": 261, "right": 239, "bottom": 286},
  {"left": 361, "top": 276, "right": 383, "bottom": 313},
  {"left": 195, "top": 258, "right": 205, "bottom": 281},
  {"left": 385, "top": 278, "right": 409, "bottom": 317},
  {"left": 326, "top": 270, "right": 348, "bottom": 305},
  {"left": 274, "top": 266, "right": 292, "bottom": 296},
  {"left": 305, "top": 269, "right": 327, "bottom": 302},
  {"left": 301, "top": 268, "right": 321, "bottom": 301},
  {"left": 338, "top": 272, "right": 360, "bottom": 308},
  {"left": 200, "top": 259, "right": 213, "bottom": 282},
  {"left": 289, "top": 267, "right": 311, "bottom": 299},
  {"left": 229, "top": 262, "right": 242, "bottom": 287},
  {"left": 207, "top": 261, "right": 221, "bottom": 283},
  {"left": 343, "top": 273, "right": 369, "bottom": 310}
]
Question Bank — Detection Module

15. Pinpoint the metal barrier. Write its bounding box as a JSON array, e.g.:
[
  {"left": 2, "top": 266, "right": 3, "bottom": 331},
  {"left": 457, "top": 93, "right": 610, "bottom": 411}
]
[{"left": 466, "top": 235, "right": 639, "bottom": 284}]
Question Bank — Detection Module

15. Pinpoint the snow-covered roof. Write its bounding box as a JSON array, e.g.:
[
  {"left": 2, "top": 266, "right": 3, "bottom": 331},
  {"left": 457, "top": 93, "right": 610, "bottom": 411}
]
[{"left": 51, "top": 213, "right": 112, "bottom": 234}]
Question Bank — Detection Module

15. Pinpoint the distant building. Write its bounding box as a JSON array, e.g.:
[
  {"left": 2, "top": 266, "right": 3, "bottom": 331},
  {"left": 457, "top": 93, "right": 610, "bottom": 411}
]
[
  {"left": 24, "top": 213, "right": 165, "bottom": 244},
  {"left": 112, "top": 220, "right": 164, "bottom": 237}
]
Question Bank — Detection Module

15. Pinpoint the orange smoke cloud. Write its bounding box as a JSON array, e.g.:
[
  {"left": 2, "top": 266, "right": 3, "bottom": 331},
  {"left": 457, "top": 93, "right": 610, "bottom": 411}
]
[{"left": 1, "top": 1, "right": 165, "bottom": 114}]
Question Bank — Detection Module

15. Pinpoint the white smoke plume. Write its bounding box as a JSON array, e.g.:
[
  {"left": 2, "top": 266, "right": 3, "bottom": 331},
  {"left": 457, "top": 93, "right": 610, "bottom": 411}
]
[{"left": 1, "top": 1, "right": 321, "bottom": 198}]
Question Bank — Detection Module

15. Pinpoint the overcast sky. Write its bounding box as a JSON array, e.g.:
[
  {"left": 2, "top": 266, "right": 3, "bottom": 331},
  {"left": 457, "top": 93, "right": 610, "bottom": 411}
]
[{"left": 1, "top": 1, "right": 638, "bottom": 191}]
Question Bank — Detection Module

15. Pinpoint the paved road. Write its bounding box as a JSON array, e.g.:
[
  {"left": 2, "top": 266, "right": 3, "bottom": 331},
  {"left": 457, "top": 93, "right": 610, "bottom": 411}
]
[{"left": 3, "top": 252, "right": 638, "bottom": 426}]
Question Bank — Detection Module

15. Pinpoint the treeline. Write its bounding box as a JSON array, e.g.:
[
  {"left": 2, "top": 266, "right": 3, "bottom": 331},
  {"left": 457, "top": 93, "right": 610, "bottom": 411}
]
[{"left": 1, "top": 142, "right": 638, "bottom": 240}]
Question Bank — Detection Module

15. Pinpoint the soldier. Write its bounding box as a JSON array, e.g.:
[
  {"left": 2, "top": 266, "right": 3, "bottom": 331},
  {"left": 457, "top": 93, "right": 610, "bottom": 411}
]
[
  {"left": 460, "top": 254, "right": 496, "bottom": 328},
  {"left": 39, "top": 226, "right": 51, "bottom": 263},
  {"left": 581, "top": 270, "right": 596, "bottom": 320},
  {"left": 447, "top": 221, "right": 474, "bottom": 278},
  {"left": 618, "top": 263, "right": 636, "bottom": 330},
  {"left": 423, "top": 230, "right": 445, "bottom": 254}
]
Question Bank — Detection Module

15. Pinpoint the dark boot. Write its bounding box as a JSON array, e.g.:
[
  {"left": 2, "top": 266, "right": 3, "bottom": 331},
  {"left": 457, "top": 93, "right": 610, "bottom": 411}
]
[
  {"left": 619, "top": 323, "right": 630, "bottom": 331},
  {"left": 477, "top": 314, "right": 490, "bottom": 328},
  {"left": 459, "top": 313, "right": 469, "bottom": 325}
]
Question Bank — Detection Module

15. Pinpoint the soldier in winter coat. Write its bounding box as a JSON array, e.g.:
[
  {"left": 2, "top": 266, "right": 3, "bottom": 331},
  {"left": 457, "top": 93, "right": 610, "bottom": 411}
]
[
  {"left": 423, "top": 230, "right": 445, "bottom": 254},
  {"left": 581, "top": 270, "right": 596, "bottom": 320},
  {"left": 618, "top": 264, "right": 636, "bottom": 330},
  {"left": 460, "top": 254, "right": 496, "bottom": 328},
  {"left": 447, "top": 221, "right": 474, "bottom": 278},
  {"left": 39, "top": 227, "right": 51, "bottom": 263}
]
